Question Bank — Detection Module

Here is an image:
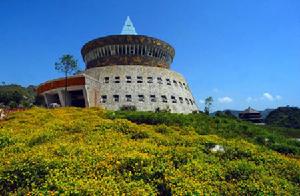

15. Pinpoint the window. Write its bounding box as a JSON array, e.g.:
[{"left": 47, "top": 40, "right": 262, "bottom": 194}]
[
  {"left": 150, "top": 95, "right": 156, "bottom": 102},
  {"left": 171, "top": 95, "right": 177, "bottom": 103},
  {"left": 104, "top": 77, "right": 109, "bottom": 83},
  {"left": 129, "top": 45, "right": 135, "bottom": 54},
  {"left": 147, "top": 47, "right": 153, "bottom": 56},
  {"left": 137, "top": 76, "right": 143, "bottom": 83},
  {"left": 125, "top": 95, "right": 132, "bottom": 102},
  {"left": 114, "top": 76, "right": 120, "bottom": 83},
  {"left": 179, "top": 81, "right": 183, "bottom": 88},
  {"left": 166, "top": 79, "right": 171, "bottom": 85},
  {"left": 173, "top": 80, "right": 178, "bottom": 86},
  {"left": 100, "top": 95, "right": 107, "bottom": 103},
  {"left": 113, "top": 95, "right": 119, "bottom": 102},
  {"left": 189, "top": 99, "right": 193, "bottom": 105},
  {"left": 147, "top": 77, "right": 153, "bottom": 83},
  {"left": 138, "top": 95, "right": 145, "bottom": 102},
  {"left": 126, "top": 76, "right": 132, "bottom": 83},
  {"left": 179, "top": 97, "right": 183, "bottom": 103},
  {"left": 157, "top": 77, "right": 163, "bottom": 84},
  {"left": 185, "top": 98, "right": 189, "bottom": 105},
  {"left": 161, "top": 95, "right": 168, "bottom": 103}
]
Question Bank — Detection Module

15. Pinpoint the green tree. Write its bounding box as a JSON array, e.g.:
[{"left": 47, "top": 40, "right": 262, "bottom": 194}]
[
  {"left": 204, "top": 96, "right": 213, "bottom": 115},
  {"left": 54, "top": 55, "right": 78, "bottom": 106}
]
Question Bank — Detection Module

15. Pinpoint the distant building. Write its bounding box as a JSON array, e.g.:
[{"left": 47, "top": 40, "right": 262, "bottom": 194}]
[
  {"left": 239, "top": 107, "right": 263, "bottom": 124},
  {"left": 37, "top": 17, "right": 198, "bottom": 113}
]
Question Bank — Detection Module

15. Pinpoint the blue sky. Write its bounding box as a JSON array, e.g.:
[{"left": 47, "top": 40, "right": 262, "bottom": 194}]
[{"left": 0, "top": 0, "right": 299, "bottom": 111}]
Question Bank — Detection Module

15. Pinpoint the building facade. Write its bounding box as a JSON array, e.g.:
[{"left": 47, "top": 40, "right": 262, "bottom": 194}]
[{"left": 37, "top": 17, "right": 199, "bottom": 113}]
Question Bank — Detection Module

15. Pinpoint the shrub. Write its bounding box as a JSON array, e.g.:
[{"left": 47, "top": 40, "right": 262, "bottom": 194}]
[
  {"left": 0, "top": 158, "right": 52, "bottom": 194},
  {"left": 120, "top": 105, "right": 137, "bottom": 111},
  {"left": 225, "top": 161, "right": 257, "bottom": 181},
  {"left": 0, "top": 134, "right": 14, "bottom": 148}
]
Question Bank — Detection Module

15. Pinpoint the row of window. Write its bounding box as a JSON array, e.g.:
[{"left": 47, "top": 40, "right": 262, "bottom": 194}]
[
  {"left": 100, "top": 94, "right": 196, "bottom": 105},
  {"left": 84, "top": 44, "right": 173, "bottom": 64},
  {"left": 102, "top": 76, "right": 189, "bottom": 90}
]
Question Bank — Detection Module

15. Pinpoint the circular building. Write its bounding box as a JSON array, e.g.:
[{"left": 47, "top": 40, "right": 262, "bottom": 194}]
[{"left": 37, "top": 17, "right": 199, "bottom": 113}]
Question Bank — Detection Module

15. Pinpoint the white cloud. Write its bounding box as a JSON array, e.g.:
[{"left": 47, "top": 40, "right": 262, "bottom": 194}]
[
  {"left": 261, "top": 93, "right": 282, "bottom": 101},
  {"left": 199, "top": 99, "right": 205, "bottom": 104},
  {"left": 218, "top": 96, "right": 233, "bottom": 104},
  {"left": 275, "top": 95, "right": 282, "bottom": 100},
  {"left": 262, "top": 92, "right": 274, "bottom": 101}
]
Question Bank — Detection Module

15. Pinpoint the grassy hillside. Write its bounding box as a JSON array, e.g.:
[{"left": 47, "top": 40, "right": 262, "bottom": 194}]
[
  {"left": 265, "top": 107, "right": 300, "bottom": 129},
  {"left": 0, "top": 108, "right": 299, "bottom": 195}
]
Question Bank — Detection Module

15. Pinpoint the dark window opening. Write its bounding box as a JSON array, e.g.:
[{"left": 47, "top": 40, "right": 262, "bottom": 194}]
[
  {"left": 150, "top": 95, "right": 156, "bottom": 102},
  {"left": 101, "top": 95, "right": 107, "bottom": 103},
  {"left": 157, "top": 77, "right": 163, "bottom": 84},
  {"left": 69, "top": 90, "right": 85, "bottom": 107},
  {"left": 104, "top": 77, "right": 109, "bottom": 83},
  {"left": 171, "top": 95, "right": 177, "bottom": 103},
  {"left": 126, "top": 95, "right": 132, "bottom": 102},
  {"left": 115, "top": 76, "right": 120, "bottom": 83},
  {"left": 138, "top": 95, "right": 145, "bottom": 102},
  {"left": 113, "top": 95, "right": 119, "bottom": 102},
  {"left": 147, "top": 77, "right": 153, "bottom": 83},
  {"left": 161, "top": 95, "right": 168, "bottom": 103},
  {"left": 166, "top": 79, "right": 171, "bottom": 85},
  {"left": 137, "top": 76, "right": 143, "bottom": 83}
]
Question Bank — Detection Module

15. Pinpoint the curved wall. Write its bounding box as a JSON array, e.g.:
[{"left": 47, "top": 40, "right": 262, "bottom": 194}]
[
  {"left": 84, "top": 65, "right": 198, "bottom": 113},
  {"left": 81, "top": 35, "right": 175, "bottom": 69}
]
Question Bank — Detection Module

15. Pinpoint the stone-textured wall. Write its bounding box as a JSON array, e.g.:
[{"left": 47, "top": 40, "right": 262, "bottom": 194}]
[{"left": 84, "top": 65, "right": 198, "bottom": 113}]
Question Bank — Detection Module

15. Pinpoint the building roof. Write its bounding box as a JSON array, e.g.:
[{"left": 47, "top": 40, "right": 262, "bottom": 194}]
[
  {"left": 121, "top": 16, "right": 137, "bottom": 35},
  {"left": 240, "top": 107, "right": 260, "bottom": 114}
]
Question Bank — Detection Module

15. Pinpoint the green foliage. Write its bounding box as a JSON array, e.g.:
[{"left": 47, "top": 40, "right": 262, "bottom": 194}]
[
  {"left": 54, "top": 54, "right": 78, "bottom": 75},
  {"left": 0, "top": 107, "right": 299, "bottom": 194},
  {"left": 0, "top": 84, "right": 36, "bottom": 108},
  {"left": 119, "top": 105, "right": 137, "bottom": 111},
  {"left": 107, "top": 110, "right": 300, "bottom": 156},
  {"left": 204, "top": 96, "right": 213, "bottom": 115},
  {"left": 0, "top": 134, "right": 14, "bottom": 148},
  {"left": 266, "top": 106, "right": 300, "bottom": 129},
  {"left": 0, "top": 158, "right": 53, "bottom": 194}
]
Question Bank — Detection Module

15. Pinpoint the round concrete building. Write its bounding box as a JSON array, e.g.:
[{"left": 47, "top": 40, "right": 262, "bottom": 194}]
[{"left": 37, "top": 17, "right": 199, "bottom": 113}]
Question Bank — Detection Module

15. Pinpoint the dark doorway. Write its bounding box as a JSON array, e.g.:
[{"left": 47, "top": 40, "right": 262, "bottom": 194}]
[
  {"left": 69, "top": 90, "right": 85, "bottom": 107},
  {"left": 46, "top": 93, "right": 61, "bottom": 105}
]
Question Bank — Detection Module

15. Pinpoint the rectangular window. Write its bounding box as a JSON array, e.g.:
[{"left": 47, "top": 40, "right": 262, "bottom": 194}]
[
  {"left": 179, "top": 97, "right": 183, "bottom": 103},
  {"left": 137, "top": 76, "right": 143, "bottom": 83},
  {"left": 150, "top": 95, "right": 156, "bottom": 102},
  {"left": 185, "top": 98, "right": 189, "bottom": 105},
  {"left": 147, "top": 77, "right": 153, "bottom": 83},
  {"left": 161, "top": 95, "right": 168, "bottom": 103},
  {"left": 166, "top": 79, "right": 171, "bottom": 85},
  {"left": 100, "top": 95, "right": 107, "bottom": 103},
  {"left": 114, "top": 76, "right": 120, "bottom": 83},
  {"left": 157, "top": 77, "right": 163, "bottom": 84},
  {"left": 179, "top": 81, "right": 183, "bottom": 88},
  {"left": 138, "top": 95, "right": 145, "bottom": 102},
  {"left": 171, "top": 95, "right": 177, "bottom": 103},
  {"left": 173, "top": 80, "right": 178, "bottom": 86},
  {"left": 104, "top": 77, "right": 109, "bottom": 83},
  {"left": 126, "top": 76, "right": 132, "bottom": 83},
  {"left": 113, "top": 95, "right": 119, "bottom": 102},
  {"left": 125, "top": 95, "right": 132, "bottom": 102}
]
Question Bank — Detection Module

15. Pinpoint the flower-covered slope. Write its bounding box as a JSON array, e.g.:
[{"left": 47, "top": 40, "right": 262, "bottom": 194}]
[{"left": 0, "top": 108, "right": 299, "bottom": 195}]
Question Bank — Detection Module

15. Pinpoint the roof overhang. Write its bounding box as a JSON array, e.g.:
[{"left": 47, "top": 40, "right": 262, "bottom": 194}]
[{"left": 37, "top": 75, "right": 86, "bottom": 94}]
